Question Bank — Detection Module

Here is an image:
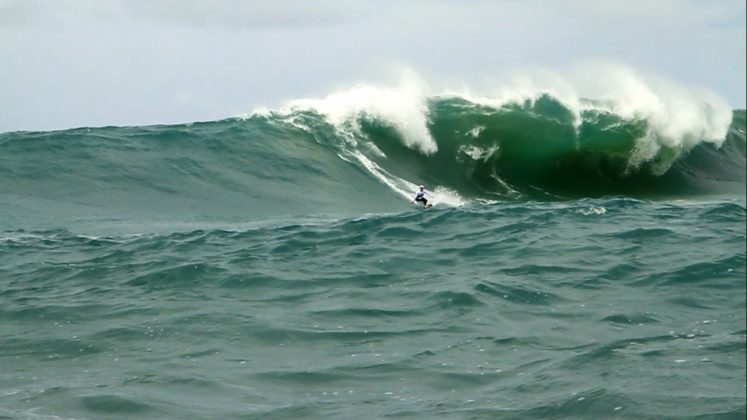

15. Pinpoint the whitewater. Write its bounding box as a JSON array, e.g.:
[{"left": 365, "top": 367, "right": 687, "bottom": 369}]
[{"left": 1, "top": 72, "right": 744, "bottom": 419}]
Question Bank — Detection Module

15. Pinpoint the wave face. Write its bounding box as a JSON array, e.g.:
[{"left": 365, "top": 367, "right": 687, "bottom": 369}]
[
  {"left": 0, "top": 96, "right": 744, "bottom": 231},
  {"left": 348, "top": 96, "right": 744, "bottom": 200}
]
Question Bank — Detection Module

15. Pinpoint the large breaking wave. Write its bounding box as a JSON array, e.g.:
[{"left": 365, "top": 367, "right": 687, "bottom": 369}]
[{"left": 0, "top": 70, "right": 744, "bottom": 230}]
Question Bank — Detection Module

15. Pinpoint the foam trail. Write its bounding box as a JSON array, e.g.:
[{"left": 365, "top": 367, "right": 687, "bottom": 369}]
[
  {"left": 429, "top": 186, "right": 468, "bottom": 207},
  {"left": 350, "top": 150, "right": 467, "bottom": 208}
]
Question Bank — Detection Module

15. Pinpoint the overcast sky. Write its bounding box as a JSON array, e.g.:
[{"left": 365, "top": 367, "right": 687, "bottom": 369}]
[{"left": 1, "top": 0, "right": 744, "bottom": 132}]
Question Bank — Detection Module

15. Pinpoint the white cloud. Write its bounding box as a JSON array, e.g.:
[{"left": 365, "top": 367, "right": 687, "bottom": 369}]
[
  {"left": 128, "top": 0, "right": 373, "bottom": 29},
  {"left": 0, "top": 0, "right": 743, "bottom": 132},
  {"left": 0, "top": 0, "right": 374, "bottom": 30}
]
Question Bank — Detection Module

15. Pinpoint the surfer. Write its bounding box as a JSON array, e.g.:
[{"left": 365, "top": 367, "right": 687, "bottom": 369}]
[{"left": 411, "top": 185, "right": 431, "bottom": 207}]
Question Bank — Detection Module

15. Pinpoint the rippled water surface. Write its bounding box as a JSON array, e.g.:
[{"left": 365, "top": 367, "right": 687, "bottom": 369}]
[{"left": 2, "top": 198, "right": 744, "bottom": 419}]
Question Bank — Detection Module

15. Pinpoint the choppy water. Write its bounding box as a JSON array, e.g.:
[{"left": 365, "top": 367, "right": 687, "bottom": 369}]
[{"left": 1, "top": 93, "right": 744, "bottom": 419}]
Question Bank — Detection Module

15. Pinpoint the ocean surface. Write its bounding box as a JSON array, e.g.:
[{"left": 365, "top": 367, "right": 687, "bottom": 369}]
[{"left": 1, "top": 92, "right": 745, "bottom": 419}]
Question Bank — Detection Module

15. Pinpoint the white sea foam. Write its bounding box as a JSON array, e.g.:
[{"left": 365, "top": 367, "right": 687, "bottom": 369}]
[
  {"left": 282, "top": 72, "right": 437, "bottom": 154},
  {"left": 458, "top": 144, "right": 500, "bottom": 162},
  {"left": 564, "top": 62, "right": 732, "bottom": 173},
  {"left": 466, "top": 126, "right": 485, "bottom": 138},
  {"left": 430, "top": 185, "right": 468, "bottom": 208},
  {"left": 577, "top": 206, "right": 607, "bottom": 216}
]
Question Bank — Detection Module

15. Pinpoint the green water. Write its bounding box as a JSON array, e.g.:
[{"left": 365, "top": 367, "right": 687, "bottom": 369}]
[{"left": 0, "top": 99, "right": 744, "bottom": 419}]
